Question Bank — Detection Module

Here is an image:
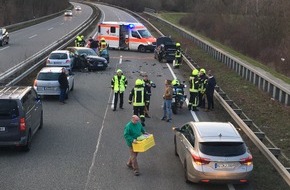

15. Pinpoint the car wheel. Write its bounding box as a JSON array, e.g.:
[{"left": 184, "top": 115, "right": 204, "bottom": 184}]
[
  {"left": 172, "top": 102, "right": 177, "bottom": 114},
  {"left": 138, "top": 45, "right": 146, "bottom": 53},
  {"left": 184, "top": 160, "right": 190, "bottom": 183},
  {"left": 174, "top": 135, "right": 179, "bottom": 157},
  {"left": 70, "top": 81, "right": 74, "bottom": 91},
  {"left": 22, "top": 131, "right": 32, "bottom": 152},
  {"left": 39, "top": 111, "right": 43, "bottom": 129}
]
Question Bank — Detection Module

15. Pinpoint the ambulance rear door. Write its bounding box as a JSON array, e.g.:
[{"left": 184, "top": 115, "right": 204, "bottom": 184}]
[{"left": 119, "top": 25, "right": 129, "bottom": 50}]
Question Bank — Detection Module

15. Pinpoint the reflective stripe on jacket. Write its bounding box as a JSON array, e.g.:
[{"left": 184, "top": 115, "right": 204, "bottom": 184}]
[
  {"left": 112, "top": 75, "right": 127, "bottom": 93},
  {"left": 189, "top": 76, "right": 199, "bottom": 92}
]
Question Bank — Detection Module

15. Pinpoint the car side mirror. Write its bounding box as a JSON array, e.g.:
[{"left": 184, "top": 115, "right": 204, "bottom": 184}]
[{"left": 172, "top": 127, "right": 181, "bottom": 132}]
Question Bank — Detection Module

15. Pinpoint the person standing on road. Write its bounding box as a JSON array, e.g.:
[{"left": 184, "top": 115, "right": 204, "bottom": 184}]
[
  {"left": 142, "top": 74, "right": 156, "bottom": 118},
  {"left": 161, "top": 79, "right": 173, "bottom": 122},
  {"left": 198, "top": 68, "right": 208, "bottom": 108},
  {"left": 188, "top": 69, "right": 200, "bottom": 111},
  {"left": 111, "top": 69, "right": 128, "bottom": 111},
  {"left": 58, "top": 68, "right": 69, "bottom": 104},
  {"left": 124, "top": 115, "right": 147, "bottom": 176},
  {"left": 129, "top": 79, "right": 148, "bottom": 127},
  {"left": 205, "top": 70, "right": 216, "bottom": 112}
]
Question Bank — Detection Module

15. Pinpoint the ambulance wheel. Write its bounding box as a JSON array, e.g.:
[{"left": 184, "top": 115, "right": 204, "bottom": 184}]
[{"left": 138, "top": 45, "right": 146, "bottom": 53}]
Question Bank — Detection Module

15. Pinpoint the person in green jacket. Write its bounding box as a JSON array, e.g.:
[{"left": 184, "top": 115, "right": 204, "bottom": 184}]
[{"left": 124, "top": 115, "right": 147, "bottom": 176}]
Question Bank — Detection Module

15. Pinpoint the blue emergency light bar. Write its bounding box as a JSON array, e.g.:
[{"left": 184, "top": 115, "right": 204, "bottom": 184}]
[{"left": 128, "top": 24, "right": 135, "bottom": 29}]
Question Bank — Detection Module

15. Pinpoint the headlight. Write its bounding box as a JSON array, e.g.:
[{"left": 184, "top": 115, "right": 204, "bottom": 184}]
[{"left": 147, "top": 42, "right": 152, "bottom": 45}]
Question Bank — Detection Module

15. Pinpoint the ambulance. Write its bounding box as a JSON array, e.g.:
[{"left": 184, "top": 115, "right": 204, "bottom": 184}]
[{"left": 97, "top": 22, "right": 156, "bottom": 52}]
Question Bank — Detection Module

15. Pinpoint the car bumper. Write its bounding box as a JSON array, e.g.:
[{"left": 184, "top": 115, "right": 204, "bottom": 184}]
[
  {"left": 188, "top": 165, "right": 252, "bottom": 183},
  {"left": 0, "top": 136, "right": 28, "bottom": 147},
  {"left": 145, "top": 45, "right": 156, "bottom": 51}
]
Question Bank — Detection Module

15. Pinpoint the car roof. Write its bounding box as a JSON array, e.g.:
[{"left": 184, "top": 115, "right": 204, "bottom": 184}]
[
  {"left": 50, "top": 50, "right": 70, "bottom": 54},
  {"left": 0, "top": 86, "right": 32, "bottom": 100},
  {"left": 67, "top": 47, "right": 91, "bottom": 50},
  {"left": 191, "top": 122, "right": 243, "bottom": 142},
  {"left": 39, "top": 67, "right": 64, "bottom": 73}
]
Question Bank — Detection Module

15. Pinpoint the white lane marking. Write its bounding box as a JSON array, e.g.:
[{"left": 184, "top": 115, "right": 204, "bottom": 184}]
[
  {"left": 0, "top": 46, "right": 10, "bottom": 51},
  {"left": 48, "top": 27, "right": 54, "bottom": 31},
  {"left": 84, "top": 89, "right": 114, "bottom": 190},
  {"left": 29, "top": 34, "right": 37, "bottom": 39},
  {"left": 166, "top": 63, "right": 199, "bottom": 122}
]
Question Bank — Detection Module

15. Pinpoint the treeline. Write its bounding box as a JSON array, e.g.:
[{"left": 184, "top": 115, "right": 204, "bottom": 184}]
[
  {"left": 0, "top": 0, "right": 70, "bottom": 26},
  {"left": 97, "top": 0, "right": 290, "bottom": 77}
]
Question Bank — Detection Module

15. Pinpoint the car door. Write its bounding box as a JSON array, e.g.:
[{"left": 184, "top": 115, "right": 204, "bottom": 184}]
[
  {"left": 30, "top": 89, "right": 42, "bottom": 132},
  {"left": 177, "top": 124, "right": 191, "bottom": 165}
]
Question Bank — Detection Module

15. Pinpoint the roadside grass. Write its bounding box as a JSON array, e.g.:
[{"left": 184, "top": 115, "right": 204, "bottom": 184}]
[
  {"left": 141, "top": 13, "right": 290, "bottom": 189},
  {"left": 158, "top": 12, "right": 290, "bottom": 84}
]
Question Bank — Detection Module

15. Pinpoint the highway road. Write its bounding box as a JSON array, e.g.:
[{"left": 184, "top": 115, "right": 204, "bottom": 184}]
[
  {"left": 0, "top": 2, "right": 92, "bottom": 73},
  {"left": 0, "top": 3, "right": 254, "bottom": 190}
]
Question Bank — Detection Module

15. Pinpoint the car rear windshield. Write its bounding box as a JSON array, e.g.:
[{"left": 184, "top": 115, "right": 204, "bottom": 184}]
[
  {"left": 78, "top": 49, "right": 97, "bottom": 56},
  {"left": 199, "top": 142, "right": 246, "bottom": 156},
  {"left": 49, "top": 53, "right": 68, "bottom": 59},
  {"left": 37, "top": 73, "right": 61, "bottom": 80},
  {"left": 0, "top": 100, "right": 19, "bottom": 119}
]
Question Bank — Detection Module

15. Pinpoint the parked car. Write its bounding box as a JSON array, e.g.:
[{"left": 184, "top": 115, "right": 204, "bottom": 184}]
[
  {"left": 64, "top": 10, "right": 73, "bottom": 16},
  {"left": 66, "top": 47, "right": 108, "bottom": 71},
  {"left": 75, "top": 6, "right": 81, "bottom": 11},
  {"left": 33, "top": 67, "right": 74, "bottom": 98},
  {"left": 154, "top": 36, "right": 176, "bottom": 63},
  {"left": 46, "top": 50, "right": 75, "bottom": 70},
  {"left": 0, "top": 27, "right": 9, "bottom": 46},
  {"left": 173, "top": 121, "right": 253, "bottom": 184},
  {"left": 0, "top": 86, "right": 43, "bottom": 151}
]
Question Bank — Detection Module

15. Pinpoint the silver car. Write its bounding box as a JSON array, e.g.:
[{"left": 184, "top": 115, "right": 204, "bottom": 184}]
[
  {"left": 33, "top": 67, "right": 74, "bottom": 97},
  {"left": 46, "top": 50, "right": 75, "bottom": 70},
  {"left": 173, "top": 122, "right": 253, "bottom": 184}
]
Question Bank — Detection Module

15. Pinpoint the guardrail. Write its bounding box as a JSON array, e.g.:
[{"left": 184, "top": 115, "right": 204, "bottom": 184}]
[
  {"left": 0, "top": 3, "right": 100, "bottom": 86},
  {"left": 142, "top": 13, "right": 290, "bottom": 106}
]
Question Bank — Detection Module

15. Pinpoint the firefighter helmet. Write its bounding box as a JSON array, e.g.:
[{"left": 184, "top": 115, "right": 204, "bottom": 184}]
[
  {"left": 176, "top": 42, "right": 181, "bottom": 47},
  {"left": 192, "top": 69, "right": 199, "bottom": 76},
  {"left": 200, "top": 68, "right": 206, "bottom": 74},
  {"left": 135, "top": 79, "right": 143, "bottom": 86},
  {"left": 116, "top": 69, "right": 122, "bottom": 73},
  {"left": 172, "top": 79, "right": 180, "bottom": 86}
]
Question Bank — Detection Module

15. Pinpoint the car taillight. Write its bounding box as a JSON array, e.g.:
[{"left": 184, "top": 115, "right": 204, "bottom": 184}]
[
  {"left": 47, "top": 60, "right": 50, "bottom": 64},
  {"left": 240, "top": 155, "right": 253, "bottom": 165},
  {"left": 191, "top": 154, "right": 210, "bottom": 165},
  {"left": 19, "top": 117, "right": 26, "bottom": 131},
  {"left": 65, "top": 59, "right": 70, "bottom": 63},
  {"left": 33, "top": 79, "right": 37, "bottom": 87}
]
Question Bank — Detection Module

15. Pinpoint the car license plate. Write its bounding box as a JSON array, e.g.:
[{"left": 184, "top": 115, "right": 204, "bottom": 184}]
[
  {"left": 215, "top": 162, "right": 235, "bottom": 169},
  {"left": 0, "top": 127, "right": 6, "bottom": 132},
  {"left": 45, "top": 87, "right": 54, "bottom": 90}
]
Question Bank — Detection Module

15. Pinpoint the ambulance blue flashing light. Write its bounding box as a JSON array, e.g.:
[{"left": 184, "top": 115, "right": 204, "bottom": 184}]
[{"left": 128, "top": 24, "right": 135, "bottom": 29}]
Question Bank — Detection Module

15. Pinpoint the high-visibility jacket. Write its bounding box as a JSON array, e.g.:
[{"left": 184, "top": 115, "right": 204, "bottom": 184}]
[
  {"left": 100, "top": 41, "right": 107, "bottom": 50},
  {"left": 111, "top": 75, "right": 127, "bottom": 93},
  {"left": 175, "top": 49, "right": 182, "bottom": 58},
  {"left": 199, "top": 74, "right": 208, "bottom": 94},
  {"left": 128, "top": 86, "right": 148, "bottom": 106},
  {"left": 75, "top": 36, "right": 83, "bottom": 46},
  {"left": 189, "top": 75, "right": 199, "bottom": 92}
]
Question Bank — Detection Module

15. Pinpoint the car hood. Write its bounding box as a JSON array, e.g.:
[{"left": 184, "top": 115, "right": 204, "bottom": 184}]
[{"left": 86, "top": 55, "right": 107, "bottom": 61}]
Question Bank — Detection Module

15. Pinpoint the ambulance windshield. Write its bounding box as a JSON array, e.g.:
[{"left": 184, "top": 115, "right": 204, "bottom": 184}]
[{"left": 138, "top": 29, "right": 152, "bottom": 38}]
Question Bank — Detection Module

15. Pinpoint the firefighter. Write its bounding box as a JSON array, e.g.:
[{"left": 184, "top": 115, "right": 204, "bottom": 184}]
[
  {"left": 79, "top": 35, "right": 86, "bottom": 47},
  {"left": 128, "top": 79, "right": 149, "bottom": 127},
  {"left": 173, "top": 42, "right": 182, "bottom": 68},
  {"left": 99, "top": 37, "right": 108, "bottom": 52},
  {"left": 188, "top": 69, "right": 200, "bottom": 111},
  {"left": 111, "top": 69, "right": 128, "bottom": 111},
  {"left": 75, "top": 35, "right": 83, "bottom": 47},
  {"left": 198, "top": 68, "right": 208, "bottom": 108},
  {"left": 142, "top": 74, "right": 156, "bottom": 118}
]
